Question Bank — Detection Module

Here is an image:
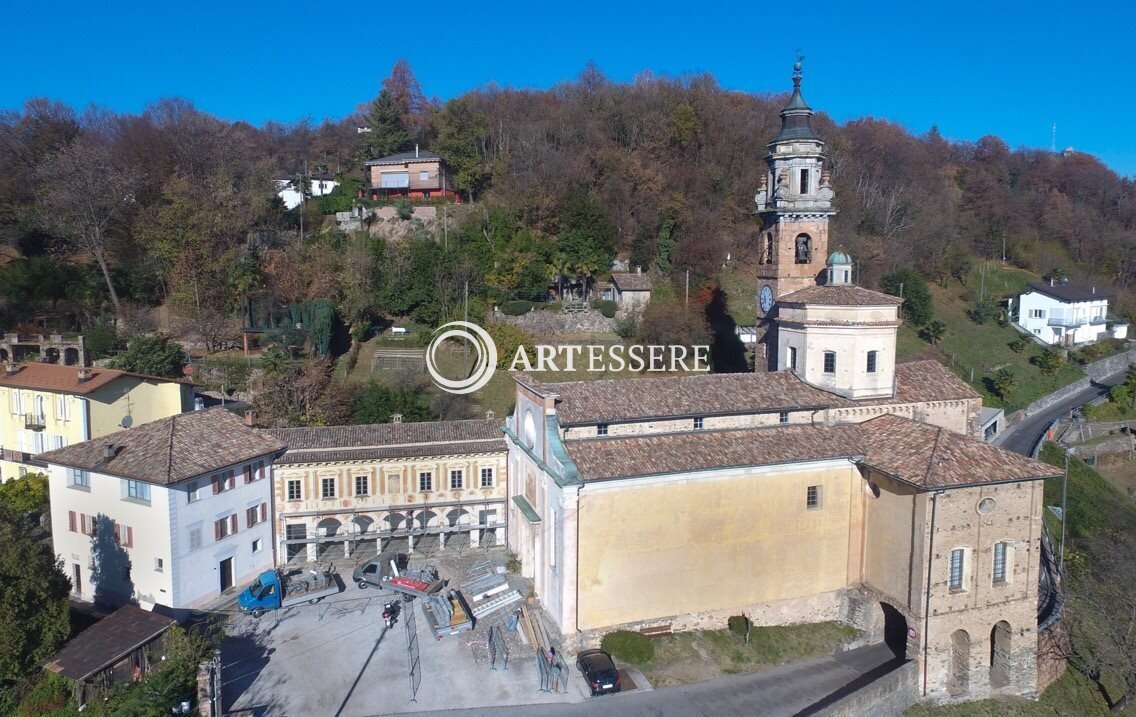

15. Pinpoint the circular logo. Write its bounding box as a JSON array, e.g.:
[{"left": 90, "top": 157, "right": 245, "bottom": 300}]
[{"left": 426, "top": 321, "right": 498, "bottom": 395}]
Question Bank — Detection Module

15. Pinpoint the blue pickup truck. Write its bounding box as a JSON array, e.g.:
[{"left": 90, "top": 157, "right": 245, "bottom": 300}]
[{"left": 238, "top": 568, "right": 340, "bottom": 617}]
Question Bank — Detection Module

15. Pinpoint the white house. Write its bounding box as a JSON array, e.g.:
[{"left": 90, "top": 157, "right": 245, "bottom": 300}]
[
  {"left": 39, "top": 408, "right": 285, "bottom": 615},
  {"left": 1016, "top": 280, "right": 1127, "bottom": 346},
  {"left": 274, "top": 173, "right": 340, "bottom": 210}
]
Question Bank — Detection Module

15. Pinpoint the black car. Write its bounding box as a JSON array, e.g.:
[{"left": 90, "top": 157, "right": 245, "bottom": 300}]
[{"left": 576, "top": 649, "right": 622, "bottom": 696}]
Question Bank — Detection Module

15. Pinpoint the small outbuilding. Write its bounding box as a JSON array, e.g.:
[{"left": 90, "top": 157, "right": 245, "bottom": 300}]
[
  {"left": 43, "top": 604, "right": 176, "bottom": 709},
  {"left": 609, "top": 270, "right": 653, "bottom": 309}
]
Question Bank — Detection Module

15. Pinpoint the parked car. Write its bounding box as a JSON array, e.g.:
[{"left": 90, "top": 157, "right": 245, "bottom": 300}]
[
  {"left": 352, "top": 553, "right": 408, "bottom": 590},
  {"left": 576, "top": 649, "right": 621, "bottom": 696}
]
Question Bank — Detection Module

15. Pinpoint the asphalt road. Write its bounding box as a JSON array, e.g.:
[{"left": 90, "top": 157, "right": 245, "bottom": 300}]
[
  {"left": 392, "top": 643, "right": 902, "bottom": 717},
  {"left": 995, "top": 367, "right": 1130, "bottom": 456}
]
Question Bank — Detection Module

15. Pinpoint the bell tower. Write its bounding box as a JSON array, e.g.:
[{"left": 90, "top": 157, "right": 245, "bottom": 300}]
[{"left": 755, "top": 58, "right": 836, "bottom": 307}]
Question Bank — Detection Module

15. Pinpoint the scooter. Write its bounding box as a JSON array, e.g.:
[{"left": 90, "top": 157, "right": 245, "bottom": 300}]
[{"left": 382, "top": 601, "right": 400, "bottom": 629}]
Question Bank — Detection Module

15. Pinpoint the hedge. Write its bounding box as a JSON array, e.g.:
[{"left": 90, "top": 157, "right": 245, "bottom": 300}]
[
  {"left": 500, "top": 300, "right": 534, "bottom": 316},
  {"left": 600, "top": 630, "right": 654, "bottom": 664}
]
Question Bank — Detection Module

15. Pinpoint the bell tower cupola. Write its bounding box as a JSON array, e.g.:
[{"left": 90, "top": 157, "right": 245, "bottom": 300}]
[{"left": 755, "top": 58, "right": 837, "bottom": 305}]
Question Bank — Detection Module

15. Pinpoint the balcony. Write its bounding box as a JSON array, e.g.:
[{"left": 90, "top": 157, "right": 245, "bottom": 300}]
[{"left": 23, "top": 413, "right": 46, "bottom": 431}]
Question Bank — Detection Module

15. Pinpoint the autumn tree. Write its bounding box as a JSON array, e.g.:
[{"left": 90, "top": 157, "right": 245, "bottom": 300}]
[
  {"left": 435, "top": 98, "right": 489, "bottom": 201},
  {"left": 34, "top": 134, "right": 139, "bottom": 322}
]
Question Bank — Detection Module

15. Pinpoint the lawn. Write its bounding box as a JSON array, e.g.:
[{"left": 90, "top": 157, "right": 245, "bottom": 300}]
[
  {"left": 904, "top": 668, "right": 1111, "bottom": 717},
  {"left": 640, "top": 622, "right": 860, "bottom": 688}
]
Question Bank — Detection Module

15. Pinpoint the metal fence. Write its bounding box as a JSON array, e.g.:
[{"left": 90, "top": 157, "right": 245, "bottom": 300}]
[
  {"left": 487, "top": 626, "right": 509, "bottom": 671},
  {"left": 405, "top": 597, "right": 421, "bottom": 703}
]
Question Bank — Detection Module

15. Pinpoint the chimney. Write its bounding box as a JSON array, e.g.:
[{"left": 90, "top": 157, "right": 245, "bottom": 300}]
[
  {"left": 486, "top": 410, "right": 495, "bottom": 420},
  {"left": 1092, "top": 286, "right": 1096, "bottom": 295},
  {"left": 194, "top": 397, "right": 205, "bottom": 411},
  {"left": 243, "top": 409, "right": 257, "bottom": 427},
  {"left": 102, "top": 443, "right": 115, "bottom": 459},
  {"left": 4, "top": 362, "right": 17, "bottom": 377},
  {"left": 77, "top": 367, "right": 92, "bottom": 382},
  {"left": 391, "top": 413, "right": 403, "bottom": 423},
  {"left": 415, "top": 144, "right": 419, "bottom": 159},
  {"left": 1050, "top": 277, "right": 1054, "bottom": 287},
  {"left": 636, "top": 265, "right": 642, "bottom": 275}
]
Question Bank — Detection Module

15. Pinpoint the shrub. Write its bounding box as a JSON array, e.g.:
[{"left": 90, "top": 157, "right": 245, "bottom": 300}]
[
  {"left": 500, "top": 300, "right": 534, "bottom": 316},
  {"left": 1008, "top": 336, "right": 1029, "bottom": 353},
  {"left": 728, "top": 615, "right": 752, "bottom": 638},
  {"left": 591, "top": 299, "right": 618, "bottom": 318},
  {"left": 538, "top": 301, "right": 563, "bottom": 312},
  {"left": 614, "top": 315, "right": 637, "bottom": 339},
  {"left": 968, "top": 297, "right": 998, "bottom": 325},
  {"left": 600, "top": 630, "right": 654, "bottom": 664},
  {"left": 395, "top": 198, "right": 414, "bottom": 220}
]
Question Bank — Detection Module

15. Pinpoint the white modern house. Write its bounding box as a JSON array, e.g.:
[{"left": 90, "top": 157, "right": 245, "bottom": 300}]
[
  {"left": 40, "top": 408, "right": 285, "bottom": 615},
  {"left": 274, "top": 172, "right": 340, "bottom": 210},
  {"left": 1016, "top": 280, "right": 1128, "bottom": 346}
]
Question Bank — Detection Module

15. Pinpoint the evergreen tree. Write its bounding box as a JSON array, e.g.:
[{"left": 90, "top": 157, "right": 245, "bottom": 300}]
[
  {"left": 0, "top": 504, "right": 71, "bottom": 685},
  {"left": 363, "top": 90, "right": 411, "bottom": 159}
]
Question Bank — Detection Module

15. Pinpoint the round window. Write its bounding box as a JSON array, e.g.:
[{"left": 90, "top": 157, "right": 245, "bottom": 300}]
[{"left": 977, "top": 497, "right": 996, "bottom": 515}]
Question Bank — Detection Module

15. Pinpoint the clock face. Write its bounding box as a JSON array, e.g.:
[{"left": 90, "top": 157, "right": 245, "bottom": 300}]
[{"left": 759, "top": 285, "right": 774, "bottom": 313}]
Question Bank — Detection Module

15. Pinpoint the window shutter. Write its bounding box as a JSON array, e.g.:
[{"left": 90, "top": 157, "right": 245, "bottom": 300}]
[
  {"left": 246, "top": 507, "right": 255, "bottom": 528},
  {"left": 230, "top": 514, "right": 238, "bottom": 534},
  {"left": 113, "top": 523, "right": 121, "bottom": 544},
  {"left": 214, "top": 520, "right": 222, "bottom": 541},
  {"left": 260, "top": 503, "right": 267, "bottom": 522},
  {"left": 126, "top": 526, "right": 133, "bottom": 548},
  {"left": 80, "top": 513, "right": 88, "bottom": 535},
  {"left": 68, "top": 511, "right": 76, "bottom": 532},
  {"left": 228, "top": 469, "right": 236, "bottom": 489},
  {"left": 212, "top": 475, "right": 220, "bottom": 494},
  {"left": 244, "top": 465, "right": 253, "bottom": 483}
]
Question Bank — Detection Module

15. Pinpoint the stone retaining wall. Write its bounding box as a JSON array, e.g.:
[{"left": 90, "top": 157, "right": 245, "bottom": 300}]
[
  {"left": 494, "top": 309, "right": 616, "bottom": 335},
  {"left": 812, "top": 659, "right": 919, "bottom": 717},
  {"left": 1005, "top": 347, "right": 1136, "bottom": 429}
]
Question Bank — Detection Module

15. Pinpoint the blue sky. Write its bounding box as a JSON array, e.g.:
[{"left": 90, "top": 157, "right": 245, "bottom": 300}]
[{"left": 5, "top": 1, "right": 1136, "bottom": 177}]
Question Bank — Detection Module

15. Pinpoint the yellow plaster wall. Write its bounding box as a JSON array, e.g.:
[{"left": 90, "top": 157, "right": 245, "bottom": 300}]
[
  {"left": 862, "top": 471, "right": 923, "bottom": 612},
  {"left": 576, "top": 463, "right": 858, "bottom": 630},
  {"left": 88, "top": 379, "right": 190, "bottom": 435}
]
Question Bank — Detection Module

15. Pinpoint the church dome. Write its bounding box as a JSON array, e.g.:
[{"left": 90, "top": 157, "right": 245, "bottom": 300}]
[{"left": 827, "top": 251, "right": 852, "bottom": 266}]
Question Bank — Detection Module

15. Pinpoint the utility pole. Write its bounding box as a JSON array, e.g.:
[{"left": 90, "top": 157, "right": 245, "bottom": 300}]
[
  {"left": 685, "top": 269, "right": 690, "bottom": 310},
  {"left": 1060, "top": 447, "right": 1071, "bottom": 578}
]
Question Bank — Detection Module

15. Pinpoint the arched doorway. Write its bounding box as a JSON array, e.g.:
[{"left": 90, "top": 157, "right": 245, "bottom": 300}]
[
  {"left": 949, "top": 629, "right": 970, "bottom": 696},
  {"left": 990, "top": 621, "right": 1012, "bottom": 688},
  {"left": 316, "top": 518, "right": 342, "bottom": 560},
  {"left": 880, "top": 602, "right": 908, "bottom": 659}
]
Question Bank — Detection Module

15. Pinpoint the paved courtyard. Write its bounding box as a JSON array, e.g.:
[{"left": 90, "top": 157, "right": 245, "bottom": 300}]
[{"left": 219, "top": 544, "right": 601, "bottom": 716}]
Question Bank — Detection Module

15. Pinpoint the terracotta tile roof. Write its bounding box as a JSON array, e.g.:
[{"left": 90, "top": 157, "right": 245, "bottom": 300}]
[
  {"left": 269, "top": 419, "right": 505, "bottom": 464},
  {"left": 779, "top": 285, "right": 904, "bottom": 306},
  {"left": 565, "top": 424, "right": 866, "bottom": 481},
  {"left": 269, "top": 419, "right": 502, "bottom": 450},
  {"left": 551, "top": 372, "right": 842, "bottom": 426},
  {"left": 889, "top": 360, "right": 981, "bottom": 404},
  {"left": 39, "top": 408, "right": 285, "bottom": 485},
  {"left": 45, "top": 605, "right": 175, "bottom": 681},
  {"left": 0, "top": 363, "right": 126, "bottom": 395},
  {"left": 0, "top": 362, "right": 188, "bottom": 396},
  {"left": 564, "top": 414, "right": 1056, "bottom": 488},
  {"left": 858, "top": 414, "right": 1058, "bottom": 488},
  {"left": 611, "top": 272, "right": 653, "bottom": 291}
]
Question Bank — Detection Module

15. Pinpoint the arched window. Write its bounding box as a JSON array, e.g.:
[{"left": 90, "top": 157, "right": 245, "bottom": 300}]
[{"left": 795, "top": 234, "right": 812, "bottom": 264}]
